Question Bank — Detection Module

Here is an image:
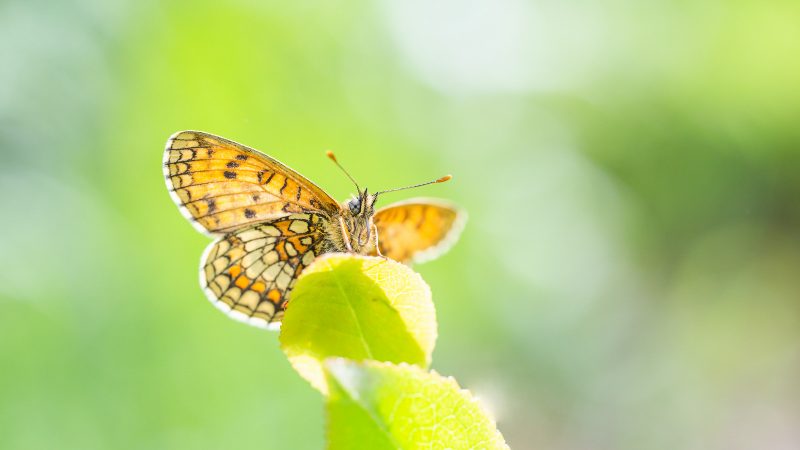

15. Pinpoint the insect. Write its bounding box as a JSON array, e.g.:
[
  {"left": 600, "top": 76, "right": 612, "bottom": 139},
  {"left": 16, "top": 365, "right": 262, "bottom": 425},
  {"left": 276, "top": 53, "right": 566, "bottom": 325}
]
[{"left": 163, "top": 131, "right": 466, "bottom": 329}]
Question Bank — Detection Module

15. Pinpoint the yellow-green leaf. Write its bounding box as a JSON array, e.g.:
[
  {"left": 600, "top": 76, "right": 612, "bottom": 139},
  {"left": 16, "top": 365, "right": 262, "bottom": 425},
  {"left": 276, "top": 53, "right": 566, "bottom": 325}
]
[
  {"left": 279, "top": 254, "right": 436, "bottom": 393},
  {"left": 325, "top": 359, "right": 509, "bottom": 450}
]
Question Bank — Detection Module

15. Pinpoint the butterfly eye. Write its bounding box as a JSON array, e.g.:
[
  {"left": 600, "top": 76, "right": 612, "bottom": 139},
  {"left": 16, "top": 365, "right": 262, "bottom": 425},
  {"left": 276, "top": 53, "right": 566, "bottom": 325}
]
[{"left": 348, "top": 199, "right": 360, "bottom": 214}]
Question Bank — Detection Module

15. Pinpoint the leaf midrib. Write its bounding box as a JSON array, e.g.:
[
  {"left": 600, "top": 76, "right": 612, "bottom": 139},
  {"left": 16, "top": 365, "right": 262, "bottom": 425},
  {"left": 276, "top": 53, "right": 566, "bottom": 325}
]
[
  {"left": 328, "top": 368, "right": 404, "bottom": 450},
  {"left": 330, "top": 266, "right": 375, "bottom": 360}
]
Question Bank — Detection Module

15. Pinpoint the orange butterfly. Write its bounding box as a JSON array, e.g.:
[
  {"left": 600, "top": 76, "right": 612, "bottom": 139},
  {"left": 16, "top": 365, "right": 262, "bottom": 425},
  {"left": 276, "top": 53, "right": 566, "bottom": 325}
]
[{"left": 163, "top": 131, "right": 466, "bottom": 329}]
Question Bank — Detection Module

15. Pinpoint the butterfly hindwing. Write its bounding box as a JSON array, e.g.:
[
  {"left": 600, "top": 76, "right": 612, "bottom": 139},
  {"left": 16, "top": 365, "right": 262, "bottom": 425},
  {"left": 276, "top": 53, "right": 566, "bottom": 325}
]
[
  {"left": 200, "top": 213, "right": 328, "bottom": 328},
  {"left": 164, "top": 131, "right": 339, "bottom": 235},
  {"left": 372, "top": 198, "right": 466, "bottom": 264}
]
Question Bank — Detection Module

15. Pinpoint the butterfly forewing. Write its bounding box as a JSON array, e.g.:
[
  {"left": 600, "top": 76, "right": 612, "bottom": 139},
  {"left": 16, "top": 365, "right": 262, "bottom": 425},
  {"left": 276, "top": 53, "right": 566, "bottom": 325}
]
[
  {"left": 201, "top": 213, "right": 328, "bottom": 328},
  {"left": 164, "top": 131, "right": 339, "bottom": 234},
  {"left": 372, "top": 198, "right": 466, "bottom": 264}
]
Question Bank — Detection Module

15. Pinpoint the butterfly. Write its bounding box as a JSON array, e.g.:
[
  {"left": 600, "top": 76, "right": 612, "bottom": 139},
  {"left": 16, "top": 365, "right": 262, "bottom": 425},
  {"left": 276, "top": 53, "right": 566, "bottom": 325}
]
[{"left": 163, "top": 131, "right": 466, "bottom": 329}]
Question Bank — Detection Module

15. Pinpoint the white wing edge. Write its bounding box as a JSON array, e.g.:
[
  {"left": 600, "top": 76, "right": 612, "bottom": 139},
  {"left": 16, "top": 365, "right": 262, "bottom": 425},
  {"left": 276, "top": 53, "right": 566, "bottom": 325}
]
[
  {"left": 198, "top": 237, "right": 281, "bottom": 331},
  {"left": 376, "top": 197, "right": 468, "bottom": 265},
  {"left": 163, "top": 131, "right": 220, "bottom": 237}
]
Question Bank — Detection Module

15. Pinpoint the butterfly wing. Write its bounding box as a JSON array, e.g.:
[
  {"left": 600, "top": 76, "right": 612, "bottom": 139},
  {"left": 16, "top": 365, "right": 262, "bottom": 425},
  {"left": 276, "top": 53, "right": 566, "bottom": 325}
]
[
  {"left": 201, "top": 213, "right": 329, "bottom": 328},
  {"left": 371, "top": 198, "right": 466, "bottom": 264},
  {"left": 164, "top": 131, "right": 340, "bottom": 235}
]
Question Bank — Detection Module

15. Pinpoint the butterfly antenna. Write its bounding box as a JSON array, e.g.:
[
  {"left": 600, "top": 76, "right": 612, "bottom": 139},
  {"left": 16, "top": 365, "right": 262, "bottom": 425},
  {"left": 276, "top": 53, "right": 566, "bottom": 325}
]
[
  {"left": 375, "top": 175, "right": 452, "bottom": 196},
  {"left": 326, "top": 150, "right": 361, "bottom": 194}
]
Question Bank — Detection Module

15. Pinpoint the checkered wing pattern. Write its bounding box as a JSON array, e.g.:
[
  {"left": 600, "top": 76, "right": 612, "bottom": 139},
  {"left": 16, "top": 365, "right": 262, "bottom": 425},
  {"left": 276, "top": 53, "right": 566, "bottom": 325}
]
[{"left": 200, "top": 213, "right": 328, "bottom": 329}]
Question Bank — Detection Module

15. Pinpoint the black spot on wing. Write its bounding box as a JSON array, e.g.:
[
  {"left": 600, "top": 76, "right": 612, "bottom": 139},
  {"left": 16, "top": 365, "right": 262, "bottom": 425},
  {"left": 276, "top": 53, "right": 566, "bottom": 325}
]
[
  {"left": 244, "top": 209, "right": 256, "bottom": 218},
  {"left": 224, "top": 171, "right": 237, "bottom": 179}
]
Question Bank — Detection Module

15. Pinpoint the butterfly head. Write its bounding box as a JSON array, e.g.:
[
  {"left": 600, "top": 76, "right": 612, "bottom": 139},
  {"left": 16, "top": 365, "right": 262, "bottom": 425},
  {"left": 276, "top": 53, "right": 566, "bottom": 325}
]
[
  {"left": 346, "top": 188, "right": 377, "bottom": 216},
  {"left": 343, "top": 188, "right": 378, "bottom": 249},
  {"left": 326, "top": 150, "right": 452, "bottom": 251}
]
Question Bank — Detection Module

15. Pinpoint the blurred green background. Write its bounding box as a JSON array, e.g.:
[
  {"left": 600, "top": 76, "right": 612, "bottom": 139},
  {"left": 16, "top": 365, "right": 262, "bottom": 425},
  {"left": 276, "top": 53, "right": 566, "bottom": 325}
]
[{"left": 2, "top": 0, "right": 799, "bottom": 449}]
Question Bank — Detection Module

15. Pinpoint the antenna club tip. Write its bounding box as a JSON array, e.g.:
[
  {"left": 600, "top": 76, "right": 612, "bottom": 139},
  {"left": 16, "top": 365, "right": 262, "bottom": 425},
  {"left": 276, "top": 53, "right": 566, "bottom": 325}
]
[
  {"left": 437, "top": 174, "right": 453, "bottom": 183},
  {"left": 326, "top": 150, "right": 337, "bottom": 162}
]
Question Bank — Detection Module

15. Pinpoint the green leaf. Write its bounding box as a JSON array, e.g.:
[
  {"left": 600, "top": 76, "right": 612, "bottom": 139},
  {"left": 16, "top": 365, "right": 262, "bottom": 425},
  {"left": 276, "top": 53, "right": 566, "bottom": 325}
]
[
  {"left": 279, "top": 254, "right": 437, "bottom": 393},
  {"left": 325, "top": 359, "right": 509, "bottom": 450}
]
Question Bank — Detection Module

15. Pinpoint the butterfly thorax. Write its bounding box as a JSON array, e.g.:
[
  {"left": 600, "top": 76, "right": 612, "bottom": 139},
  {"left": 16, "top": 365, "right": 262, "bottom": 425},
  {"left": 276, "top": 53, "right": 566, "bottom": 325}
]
[{"left": 323, "top": 189, "right": 378, "bottom": 254}]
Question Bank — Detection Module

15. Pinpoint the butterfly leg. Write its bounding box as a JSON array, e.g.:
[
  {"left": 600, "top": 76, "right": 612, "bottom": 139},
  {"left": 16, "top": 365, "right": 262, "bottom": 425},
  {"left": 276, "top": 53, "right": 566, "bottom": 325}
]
[
  {"left": 371, "top": 224, "right": 386, "bottom": 258},
  {"left": 338, "top": 216, "right": 354, "bottom": 252}
]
